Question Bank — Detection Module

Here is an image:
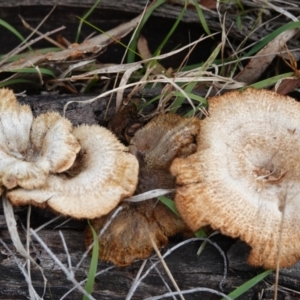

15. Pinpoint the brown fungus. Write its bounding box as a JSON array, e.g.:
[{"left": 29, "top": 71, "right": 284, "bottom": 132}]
[
  {"left": 171, "top": 88, "right": 300, "bottom": 269},
  {"left": 86, "top": 113, "right": 200, "bottom": 266},
  {"left": 7, "top": 124, "right": 139, "bottom": 219},
  {"left": 0, "top": 88, "right": 80, "bottom": 191}
]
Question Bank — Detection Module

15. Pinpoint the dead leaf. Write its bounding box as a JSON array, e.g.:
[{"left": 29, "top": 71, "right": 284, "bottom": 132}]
[
  {"left": 137, "top": 35, "right": 167, "bottom": 75},
  {"left": 275, "top": 78, "right": 300, "bottom": 95},
  {"left": 234, "top": 27, "right": 299, "bottom": 84}
]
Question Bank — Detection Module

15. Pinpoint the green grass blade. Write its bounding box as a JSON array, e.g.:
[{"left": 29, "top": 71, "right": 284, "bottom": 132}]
[
  {"left": 7, "top": 67, "right": 56, "bottom": 77},
  {"left": 159, "top": 195, "right": 207, "bottom": 238},
  {"left": 127, "top": 0, "right": 167, "bottom": 63},
  {"left": 83, "top": 221, "right": 99, "bottom": 300},
  {"left": 222, "top": 270, "right": 272, "bottom": 300},
  {"left": 170, "top": 83, "right": 208, "bottom": 114},
  {"left": 0, "top": 79, "right": 39, "bottom": 88},
  {"left": 200, "top": 43, "right": 221, "bottom": 72},
  {"left": 194, "top": 228, "right": 207, "bottom": 238},
  {"left": 0, "top": 19, "right": 27, "bottom": 43},
  {"left": 138, "top": 94, "right": 161, "bottom": 111},
  {"left": 169, "top": 82, "right": 197, "bottom": 113},
  {"left": 248, "top": 72, "right": 294, "bottom": 89},
  {"left": 75, "top": 0, "right": 101, "bottom": 43},
  {"left": 153, "top": 4, "right": 186, "bottom": 57},
  {"left": 173, "top": 91, "right": 207, "bottom": 106},
  {"left": 169, "top": 43, "right": 219, "bottom": 113},
  {"left": 245, "top": 21, "right": 300, "bottom": 57},
  {"left": 158, "top": 196, "right": 179, "bottom": 216},
  {"left": 192, "top": 0, "right": 211, "bottom": 35}
]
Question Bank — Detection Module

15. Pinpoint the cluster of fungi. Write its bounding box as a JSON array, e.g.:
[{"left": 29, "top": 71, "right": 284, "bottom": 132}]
[{"left": 2, "top": 87, "right": 300, "bottom": 269}]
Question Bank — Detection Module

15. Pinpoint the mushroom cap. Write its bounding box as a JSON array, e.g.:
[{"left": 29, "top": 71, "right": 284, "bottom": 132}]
[
  {"left": 86, "top": 113, "right": 199, "bottom": 266},
  {"left": 0, "top": 88, "right": 80, "bottom": 190},
  {"left": 130, "top": 113, "right": 200, "bottom": 173},
  {"left": 31, "top": 112, "right": 81, "bottom": 173},
  {"left": 171, "top": 88, "right": 300, "bottom": 269},
  {"left": 87, "top": 200, "right": 187, "bottom": 266},
  {"left": 7, "top": 124, "right": 139, "bottom": 219}
]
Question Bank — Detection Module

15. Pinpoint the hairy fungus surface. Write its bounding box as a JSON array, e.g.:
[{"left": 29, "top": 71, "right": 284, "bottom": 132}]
[
  {"left": 7, "top": 125, "right": 139, "bottom": 219},
  {"left": 171, "top": 88, "right": 300, "bottom": 269},
  {"left": 0, "top": 88, "right": 80, "bottom": 190},
  {"left": 87, "top": 114, "right": 200, "bottom": 266}
]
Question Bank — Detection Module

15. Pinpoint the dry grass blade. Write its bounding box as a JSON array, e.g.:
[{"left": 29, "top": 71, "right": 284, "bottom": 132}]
[
  {"left": 125, "top": 189, "right": 174, "bottom": 202},
  {"left": 152, "top": 264, "right": 177, "bottom": 300},
  {"left": 25, "top": 206, "right": 36, "bottom": 300},
  {"left": 2, "top": 195, "right": 39, "bottom": 266},
  {"left": 0, "top": 239, "right": 41, "bottom": 300},
  {"left": 30, "top": 228, "right": 96, "bottom": 300},
  {"left": 274, "top": 192, "right": 289, "bottom": 300},
  {"left": 34, "top": 215, "right": 61, "bottom": 233},
  {"left": 0, "top": 13, "right": 143, "bottom": 72},
  {"left": 156, "top": 74, "right": 196, "bottom": 116},
  {"left": 75, "top": 206, "right": 124, "bottom": 272},
  {"left": 2, "top": 195, "right": 47, "bottom": 298},
  {"left": 116, "top": 64, "right": 142, "bottom": 111},
  {"left": 64, "top": 73, "right": 240, "bottom": 117},
  {"left": 69, "top": 34, "right": 218, "bottom": 82},
  {"left": 126, "top": 237, "right": 228, "bottom": 300},
  {"left": 59, "top": 231, "right": 74, "bottom": 278},
  {"left": 60, "top": 266, "right": 115, "bottom": 300},
  {"left": 254, "top": 0, "right": 298, "bottom": 21},
  {"left": 0, "top": 5, "right": 58, "bottom": 66},
  {"left": 106, "top": 0, "right": 150, "bottom": 116},
  {"left": 0, "top": 26, "right": 66, "bottom": 70},
  {"left": 144, "top": 287, "right": 232, "bottom": 300},
  {"left": 150, "top": 235, "right": 185, "bottom": 300},
  {"left": 19, "top": 9, "right": 65, "bottom": 50},
  {"left": 48, "top": 59, "right": 95, "bottom": 90}
]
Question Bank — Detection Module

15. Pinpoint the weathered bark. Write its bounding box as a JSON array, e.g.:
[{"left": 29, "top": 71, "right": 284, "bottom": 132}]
[
  {"left": 0, "top": 0, "right": 299, "bottom": 48},
  {"left": 0, "top": 92, "right": 299, "bottom": 299}
]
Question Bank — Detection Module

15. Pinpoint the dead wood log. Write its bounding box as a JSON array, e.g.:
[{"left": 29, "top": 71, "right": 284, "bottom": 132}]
[
  {"left": 0, "top": 92, "right": 299, "bottom": 299},
  {"left": 0, "top": 0, "right": 299, "bottom": 49}
]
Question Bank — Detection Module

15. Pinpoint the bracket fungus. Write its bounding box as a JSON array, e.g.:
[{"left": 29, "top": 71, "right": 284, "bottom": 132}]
[
  {"left": 171, "top": 88, "right": 300, "bottom": 269},
  {"left": 0, "top": 88, "right": 80, "bottom": 191},
  {"left": 7, "top": 124, "right": 139, "bottom": 219},
  {"left": 86, "top": 113, "right": 200, "bottom": 266}
]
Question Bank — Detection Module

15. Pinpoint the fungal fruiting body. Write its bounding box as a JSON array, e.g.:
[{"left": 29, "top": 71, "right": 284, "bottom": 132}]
[
  {"left": 0, "top": 88, "right": 139, "bottom": 219},
  {"left": 7, "top": 125, "right": 139, "bottom": 219},
  {"left": 0, "top": 88, "right": 80, "bottom": 191},
  {"left": 86, "top": 113, "right": 200, "bottom": 266},
  {"left": 171, "top": 88, "right": 300, "bottom": 269}
]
